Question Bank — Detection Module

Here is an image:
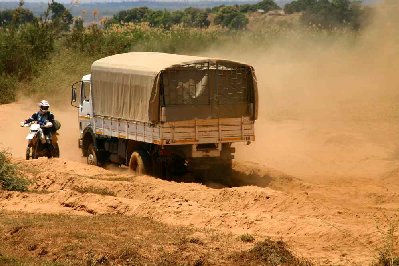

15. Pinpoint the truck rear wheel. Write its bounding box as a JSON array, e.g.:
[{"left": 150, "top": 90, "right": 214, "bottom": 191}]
[{"left": 129, "top": 150, "right": 150, "bottom": 175}]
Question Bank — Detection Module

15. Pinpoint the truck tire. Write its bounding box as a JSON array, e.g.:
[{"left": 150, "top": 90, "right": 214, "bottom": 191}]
[
  {"left": 87, "top": 144, "right": 100, "bottom": 166},
  {"left": 129, "top": 150, "right": 150, "bottom": 175}
]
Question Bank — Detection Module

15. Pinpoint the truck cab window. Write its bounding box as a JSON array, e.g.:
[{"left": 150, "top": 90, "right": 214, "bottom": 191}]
[{"left": 81, "top": 81, "right": 91, "bottom": 102}]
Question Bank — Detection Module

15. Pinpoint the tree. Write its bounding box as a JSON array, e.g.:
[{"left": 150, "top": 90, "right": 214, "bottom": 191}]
[
  {"left": 284, "top": 0, "right": 365, "bottom": 30},
  {"left": 229, "top": 12, "right": 249, "bottom": 29},
  {"left": 284, "top": 0, "right": 316, "bottom": 14},
  {"left": 253, "top": 0, "right": 281, "bottom": 12},
  {"left": 181, "top": 8, "right": 210, "bottom": 28},
  {"left": 238, "top": 0, "right": 280, "bottom": 13},
  {"left": 12, "top": 7, "right": 35, "bottom": 25},
  {"left": 113, "top": 7, "right": 151, "bottom": 24},
  {"left": 48, "top": 1, "right": 73, "bottom": 31},
  {"left": 0, "top": 6, "right": 35, "bottom": 27},
  {"left": 214, "top": 6, "right": 248, "bottom": 30},
  {"left": 0, "top": 10, "right": 14, "bottom": 27}
]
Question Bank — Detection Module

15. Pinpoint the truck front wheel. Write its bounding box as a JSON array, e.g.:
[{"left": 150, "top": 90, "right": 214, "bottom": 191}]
[
  {"left": 87, "top": 144, "right": 99, "bottom": 166},
  {"left": 129, "top": 150, "right": 150, "bottom": 175}
]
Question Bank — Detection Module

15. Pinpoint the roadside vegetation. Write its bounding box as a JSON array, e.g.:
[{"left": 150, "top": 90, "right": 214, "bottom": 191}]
[{"left": 0, "top": 150, "right": 29, "bottom": 192}]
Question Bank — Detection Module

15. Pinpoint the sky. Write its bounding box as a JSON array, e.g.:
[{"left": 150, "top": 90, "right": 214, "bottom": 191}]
[
  {"left": 0, "top": 0, "right": 379, "bottom": 5},
  {"left": 0, "top": 0, "right": 285, "bottom": 3}
]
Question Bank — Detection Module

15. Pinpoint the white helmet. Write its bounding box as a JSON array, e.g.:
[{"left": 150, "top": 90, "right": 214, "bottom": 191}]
[{"left": 39, "top": 100, "right": 50, "bottom": 113}]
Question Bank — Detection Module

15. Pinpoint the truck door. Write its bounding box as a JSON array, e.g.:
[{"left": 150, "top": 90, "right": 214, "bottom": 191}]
[
  {"left": 72, "top": 78, "right": 93, "bottom": 134},
  {"left": 79, "top": 80, "right": 93, "bottom": 133}
]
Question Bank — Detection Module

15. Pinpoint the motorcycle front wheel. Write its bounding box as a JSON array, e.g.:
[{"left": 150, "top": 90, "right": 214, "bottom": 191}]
[
  {"left": 52, "top": 143, "right": 60, "bottom": 158},
  {"left": 32, "top": 144, "right": 39, "bottom": 159},
  {"left": 25, "top": 147, "right": 31, "bottom": 160}
]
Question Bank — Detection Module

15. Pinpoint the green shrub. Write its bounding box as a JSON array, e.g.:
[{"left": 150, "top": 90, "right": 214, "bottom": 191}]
[
  {"left": 0, "top": 75, "right": 17, "bottom": 104},
  {"left": 0, "top": 150, "right": 29, "bottom": 192},
  {"left": 0, "top": 22, "right": 54, "bottom": 81}
]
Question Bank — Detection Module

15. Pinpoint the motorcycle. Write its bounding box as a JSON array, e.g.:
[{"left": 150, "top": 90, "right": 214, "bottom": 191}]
[{"left": 23, "top": 121, "right": 60, "bottom": 159}]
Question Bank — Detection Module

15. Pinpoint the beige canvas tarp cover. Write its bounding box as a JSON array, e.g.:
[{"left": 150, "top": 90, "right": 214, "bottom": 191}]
[{"left": 91, "top": 52, "right": 258, "bottom": 123}]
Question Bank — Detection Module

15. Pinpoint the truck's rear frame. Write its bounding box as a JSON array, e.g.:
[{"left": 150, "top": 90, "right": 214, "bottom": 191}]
[{"left": 92, "top": 116, "right": 254, "bottom": 145}]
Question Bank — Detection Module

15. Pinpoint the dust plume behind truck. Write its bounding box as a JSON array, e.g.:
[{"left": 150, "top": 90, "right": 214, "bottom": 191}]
[{"left": 71, "top": 52, "right": 258, "bottom": 177}]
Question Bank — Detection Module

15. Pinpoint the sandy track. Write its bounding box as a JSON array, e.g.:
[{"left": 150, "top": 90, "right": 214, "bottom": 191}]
[{"left": 1, "top": 101, "right": 399, "bottom": 264}]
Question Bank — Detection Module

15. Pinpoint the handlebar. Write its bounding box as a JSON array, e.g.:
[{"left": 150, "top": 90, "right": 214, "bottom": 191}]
[{"left": 21, "top": 121, "right": 53, "bottom": 128}]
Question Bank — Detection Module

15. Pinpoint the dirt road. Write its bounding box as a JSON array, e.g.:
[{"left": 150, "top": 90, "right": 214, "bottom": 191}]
[{"left": 1, "top": 101, "right": 398, "bottom": 265}]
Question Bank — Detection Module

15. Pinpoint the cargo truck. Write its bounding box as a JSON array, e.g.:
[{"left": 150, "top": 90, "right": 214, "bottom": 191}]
[{"left": 71, "top": 52, "right": 258, "bottom": 177}]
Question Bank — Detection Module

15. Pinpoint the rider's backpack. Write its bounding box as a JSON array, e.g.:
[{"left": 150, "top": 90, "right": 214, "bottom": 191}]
[{"left": 53, "top": 120, "right": 61, "bottom": 131}]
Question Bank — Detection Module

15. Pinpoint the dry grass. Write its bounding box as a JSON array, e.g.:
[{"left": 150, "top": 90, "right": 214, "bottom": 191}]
[
  {"left": 0, "top": 212, "right": 309, "bottom": 266},
  {"left": 374, "top": 214, "right": 399, "bottom": 266}
]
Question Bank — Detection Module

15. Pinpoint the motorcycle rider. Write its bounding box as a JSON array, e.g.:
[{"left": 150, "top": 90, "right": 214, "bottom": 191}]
[{"left": 20, "top": 100, "right": 55, "bottom": 155}]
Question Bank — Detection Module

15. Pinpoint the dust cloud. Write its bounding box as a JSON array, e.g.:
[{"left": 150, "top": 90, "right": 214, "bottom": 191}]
[{"left": 204, "top": 1, "right": 399, "bottom": 180}]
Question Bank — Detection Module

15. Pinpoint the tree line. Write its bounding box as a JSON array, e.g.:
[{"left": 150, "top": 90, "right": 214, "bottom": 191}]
[
  {"left": 110, "top": 0, "right": 369, "bottom": 30},
  {"left": 0, "top": 0, "right": 370, "bottom": 31}
]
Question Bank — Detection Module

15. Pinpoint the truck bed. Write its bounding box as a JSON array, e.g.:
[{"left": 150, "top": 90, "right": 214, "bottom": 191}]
[{"left": 92, "top": 116, "right": 255, "bottom": 145}]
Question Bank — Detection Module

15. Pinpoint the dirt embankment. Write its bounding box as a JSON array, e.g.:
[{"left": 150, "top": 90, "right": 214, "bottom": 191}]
[{"left": 0, "top": 157, "right": 398, "bottom": 265}]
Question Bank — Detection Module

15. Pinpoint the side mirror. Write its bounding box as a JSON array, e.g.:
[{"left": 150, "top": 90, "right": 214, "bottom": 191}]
[{"left": 71, "top": 82, "right": 80, "bottom": 108}]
